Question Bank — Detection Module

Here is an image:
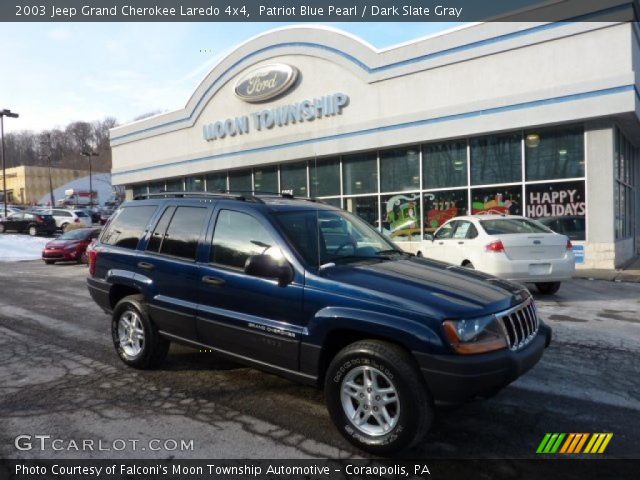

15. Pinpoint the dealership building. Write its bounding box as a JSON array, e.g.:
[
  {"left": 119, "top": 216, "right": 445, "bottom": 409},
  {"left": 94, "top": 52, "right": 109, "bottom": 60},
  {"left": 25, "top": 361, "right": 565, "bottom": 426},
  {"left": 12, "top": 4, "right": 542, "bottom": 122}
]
[{"left": 110, "top": 21, "right": 640, "bottom": 269}]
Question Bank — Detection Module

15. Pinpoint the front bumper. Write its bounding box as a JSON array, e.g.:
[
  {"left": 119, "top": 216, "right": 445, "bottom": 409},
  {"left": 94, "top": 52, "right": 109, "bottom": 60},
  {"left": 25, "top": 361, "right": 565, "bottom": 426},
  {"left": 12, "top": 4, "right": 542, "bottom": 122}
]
[{"left": 414, "top": 322, "right": 551, "bottom": 403}]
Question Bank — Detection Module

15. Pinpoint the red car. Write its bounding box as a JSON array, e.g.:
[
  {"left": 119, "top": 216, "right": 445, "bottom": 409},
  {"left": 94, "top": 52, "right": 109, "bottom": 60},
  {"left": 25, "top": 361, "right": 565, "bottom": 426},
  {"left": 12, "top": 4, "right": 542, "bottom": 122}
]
[{"left": 42, "top": 227, "right": 101, "bottom": 264}]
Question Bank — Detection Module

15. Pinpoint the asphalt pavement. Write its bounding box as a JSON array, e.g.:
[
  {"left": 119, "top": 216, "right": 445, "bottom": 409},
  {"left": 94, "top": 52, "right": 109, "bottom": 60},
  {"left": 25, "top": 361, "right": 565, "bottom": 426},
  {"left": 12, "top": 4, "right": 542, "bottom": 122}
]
[{"left": 0, "top": 261, "right": 638, "bottom": 460}]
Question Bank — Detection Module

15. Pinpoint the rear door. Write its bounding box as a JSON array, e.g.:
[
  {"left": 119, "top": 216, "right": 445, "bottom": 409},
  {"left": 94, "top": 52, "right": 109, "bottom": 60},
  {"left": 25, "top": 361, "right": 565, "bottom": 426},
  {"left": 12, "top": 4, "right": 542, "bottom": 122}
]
[
  {"left": 196, "top": 206, "right": 304, "bottom": 371},
  {"left": 137, "top": 204, "right": 212, "bottom": 341}
]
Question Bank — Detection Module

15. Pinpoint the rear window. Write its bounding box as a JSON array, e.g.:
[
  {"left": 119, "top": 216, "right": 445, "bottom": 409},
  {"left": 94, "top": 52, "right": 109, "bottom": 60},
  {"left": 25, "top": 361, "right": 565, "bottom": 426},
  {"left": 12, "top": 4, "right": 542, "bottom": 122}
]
[
  {"left": 74, "top": 211, "right": 89, "bottom": 217},
  {"left": 480, "top": 218, "right": 552, "bottom": 235},
  {"left": 101, "top": 205, "right": 157, "bottom": 249}
]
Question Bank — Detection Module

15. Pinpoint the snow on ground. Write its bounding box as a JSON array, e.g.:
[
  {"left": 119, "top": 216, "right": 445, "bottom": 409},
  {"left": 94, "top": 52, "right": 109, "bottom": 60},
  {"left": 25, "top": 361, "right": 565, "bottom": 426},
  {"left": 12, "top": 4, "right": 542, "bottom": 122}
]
[{"left": 0, "top": 234, "right": 52, "bottom": 262}]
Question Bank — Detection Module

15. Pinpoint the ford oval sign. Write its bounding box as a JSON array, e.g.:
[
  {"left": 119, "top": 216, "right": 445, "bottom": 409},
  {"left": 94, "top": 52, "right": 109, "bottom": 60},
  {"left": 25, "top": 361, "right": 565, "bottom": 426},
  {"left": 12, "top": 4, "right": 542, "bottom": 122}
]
[{"left": 234, "top": 64, "right": 299, "bottom": 103}]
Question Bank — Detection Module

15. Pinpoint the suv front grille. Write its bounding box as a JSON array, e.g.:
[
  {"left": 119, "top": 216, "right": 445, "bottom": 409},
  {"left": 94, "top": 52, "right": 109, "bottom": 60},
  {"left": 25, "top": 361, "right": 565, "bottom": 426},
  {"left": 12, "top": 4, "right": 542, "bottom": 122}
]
[{"left": 495, "top": 298, "right": 539, "bottom": 351}]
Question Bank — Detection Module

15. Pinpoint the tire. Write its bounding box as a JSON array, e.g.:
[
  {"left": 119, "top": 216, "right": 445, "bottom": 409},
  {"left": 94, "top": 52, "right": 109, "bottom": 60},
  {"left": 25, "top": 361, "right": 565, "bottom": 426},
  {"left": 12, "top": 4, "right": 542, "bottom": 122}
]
[
  {"left": 462, "top": 261, "right": 474, "bottom": 269},
  {"left": 28, "top": 225, "right": 38, "bottom": 237},
  {"left": 60, "top": 223, "right": 69, "bottom": 232},
  {"left": 324, "top": 340, "right": 433, "bottom": 455},
  {"left": 111, "top": 294, "right": 170, "bottom": 369},
  {"left": 0, "top": 224, "right": 5, "bottom": 233},
  {"left": 416, "top": 251, "right": 423, "bottom": 258},
  {"left": 44, "top": 260, "right": 55, "bottom": 265},
  {"left": 536, "top": 282, "right": 561, "bottom": 295},
  {"left": 79, "top": 251, "right": 88, "bottom": 264}
]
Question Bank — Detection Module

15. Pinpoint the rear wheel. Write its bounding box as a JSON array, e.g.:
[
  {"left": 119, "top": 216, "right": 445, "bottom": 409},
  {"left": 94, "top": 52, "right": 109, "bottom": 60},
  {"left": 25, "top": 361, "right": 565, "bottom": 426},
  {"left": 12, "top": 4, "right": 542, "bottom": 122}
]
[
  {"left": 60, "top": 223, "right": 69, "bottom": 232},
  {"left": 462, "top": 261, "right": 474, "bottom": 269},
  {"left": 79, "top": 251, "right": 88, "bottom": 264},
  {"left": 112, "top": 294, "right": 170, "bottom": 369},
  {"left": 536, "top": 282, "right": 561, "bottom": 295},
  {"left": 324, "top": 340, "right": 433, "bottom": 455},
  {"left": 44, "top": 260, "right": 55, "bottom": 265},
  {"left": 0, "top": 224, "right": 5, "bottom": 233},
  {"left": 28, "top": 225, "right": 38, "bottom": 236}
]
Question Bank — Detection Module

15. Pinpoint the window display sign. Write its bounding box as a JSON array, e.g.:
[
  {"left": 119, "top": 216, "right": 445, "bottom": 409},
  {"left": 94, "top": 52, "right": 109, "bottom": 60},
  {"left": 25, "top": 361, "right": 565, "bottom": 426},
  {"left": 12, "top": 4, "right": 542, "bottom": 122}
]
[
  {"left": 526, "top": 181, "right": 586, "bottom": 240},
  {"left": 423, "top": 190, "right": 467, "bottom": 232},
  {"left": 383, "top": 193, "right": 420, "bottom": 239},
  {"left": 471, "top": 186, "right": 522, "bottom": 215}
]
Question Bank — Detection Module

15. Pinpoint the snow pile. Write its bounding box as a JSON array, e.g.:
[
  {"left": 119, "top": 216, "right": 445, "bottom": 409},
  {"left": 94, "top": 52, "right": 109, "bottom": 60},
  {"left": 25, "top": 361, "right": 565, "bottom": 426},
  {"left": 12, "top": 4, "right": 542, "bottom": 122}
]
[{"left": 0, "top": 234, "right": 51, "bottom": 262}]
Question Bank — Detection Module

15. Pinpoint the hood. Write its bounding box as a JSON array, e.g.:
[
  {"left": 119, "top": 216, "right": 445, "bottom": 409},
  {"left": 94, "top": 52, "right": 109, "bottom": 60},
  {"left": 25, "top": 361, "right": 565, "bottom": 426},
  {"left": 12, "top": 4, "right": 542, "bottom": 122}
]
[
  {"left": 46, "top": 239, "right": 81, "bottom": 249},
  {"left": 320, "top": 256, "right": 529, "bottom": 320}
]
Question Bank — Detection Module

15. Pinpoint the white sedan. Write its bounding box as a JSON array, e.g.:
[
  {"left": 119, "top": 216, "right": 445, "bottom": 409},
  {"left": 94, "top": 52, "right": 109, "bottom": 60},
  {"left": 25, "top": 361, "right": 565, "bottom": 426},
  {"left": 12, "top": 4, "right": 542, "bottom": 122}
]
[{"left": 418, "top": 215, "right": 575, "bottom": 294}]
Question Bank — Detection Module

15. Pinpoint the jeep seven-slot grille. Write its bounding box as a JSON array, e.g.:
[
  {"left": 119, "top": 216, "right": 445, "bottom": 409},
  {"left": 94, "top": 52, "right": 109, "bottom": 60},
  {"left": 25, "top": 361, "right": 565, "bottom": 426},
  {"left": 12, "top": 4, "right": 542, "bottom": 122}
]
[{"left": 496, "top": 299, "right": 539, "bottom": 351}]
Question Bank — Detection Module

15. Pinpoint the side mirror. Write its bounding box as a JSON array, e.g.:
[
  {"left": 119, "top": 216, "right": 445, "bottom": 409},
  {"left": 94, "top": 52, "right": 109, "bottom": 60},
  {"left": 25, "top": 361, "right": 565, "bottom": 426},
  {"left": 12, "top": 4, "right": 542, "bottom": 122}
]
[
  {"left": 244, "top": 254, "right": 294, "bottom": 285},
  {"left": 423, "top": 234, "right": 434, "bottom": 241}
]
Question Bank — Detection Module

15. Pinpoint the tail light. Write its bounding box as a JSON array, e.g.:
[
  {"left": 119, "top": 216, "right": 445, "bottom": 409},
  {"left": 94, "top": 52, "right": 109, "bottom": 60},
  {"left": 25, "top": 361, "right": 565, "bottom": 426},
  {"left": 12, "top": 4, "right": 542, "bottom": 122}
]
[
  {"left": 87, "top": 243, "right": 98, "bottom": 276},
  {"left": 36, "top": 215, "right": 44, "bottom": 224},
  {"left": 485, "top": 240, "right": 505, "bottom": 252},
  {"left": 74, "top": 218, "right": 80, "bottom": 223},
  {"left": 566, "top": 239, "right": 573, "bottom": 250}
]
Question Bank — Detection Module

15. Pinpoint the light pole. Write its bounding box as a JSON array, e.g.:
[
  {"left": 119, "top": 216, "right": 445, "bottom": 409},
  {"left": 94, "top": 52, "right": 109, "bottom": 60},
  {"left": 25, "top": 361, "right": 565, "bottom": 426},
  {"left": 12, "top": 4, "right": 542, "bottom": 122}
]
[
  {"left": 81, "top": 149, "right": 99, "bottom": 207},
  {"left": 1, "top": 109, "right": 19, "bottom": 218},
  {"left": 39, "top": 133, "right": 55, "bottom": 207}
]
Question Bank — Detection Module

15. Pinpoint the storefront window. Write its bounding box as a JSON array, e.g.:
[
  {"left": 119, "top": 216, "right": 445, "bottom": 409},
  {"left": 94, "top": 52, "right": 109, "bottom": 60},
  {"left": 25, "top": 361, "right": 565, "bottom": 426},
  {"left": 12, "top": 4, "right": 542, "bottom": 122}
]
[
  {"left": 253, "top": 166, "right": 278, "bottom": 193},
  {"left": 185, "top": 176, "right": 204, "bottom": 192},
  {"left": 148, "top": 181, "right": 165, "bottom": 193},
  {"left": 381, "top": 192, "right": 420, "bottom": 240},
  {"left": 165, "top": 177, "right": 184, "bottom": 192},
  {"left": 310, "top": 157, "right": 340, "bottom": 197},
  {"left": 205, "top": 172, "right": 227, "bottom": 192},
  {"left": 280, "top": 162, "right": 308, "bottom": 196},
  {"left": 423, "top": 190, "right": 468, "bottom": 233},
  {"left": 471, "top": 185, "right": 522, "bottom": 215},
  {"left": 526, "top": 181, "right": 586, "bottom": 240},
  {"left": 321, "top": 197, "right": 342, "bottom": 208},
  {"left": 614, "top": 128, "right": 637, "bottom": 240},
  {"left": 132, "top": 184, "right": 148, "bottom": 197},
  {"left": 343, "top": 152, "right": 378, "bottom": 195},
  {"left": 228, "top": 170, "right": 252, "bottom": 193},
  {"left": 423, "top": 140, "right": 467, "bottom": 189},
  {"left": 345, "top": 196, "right": 379, "bottom": 227},
  {"left": 525, "top": 125, "right": 584, "bottom": 181},
  {"left": 380, "top": 147, "right": 420, "bottom": 192},
  {"left": 470, "top": 133, "right": 521, "bottom": 185}
]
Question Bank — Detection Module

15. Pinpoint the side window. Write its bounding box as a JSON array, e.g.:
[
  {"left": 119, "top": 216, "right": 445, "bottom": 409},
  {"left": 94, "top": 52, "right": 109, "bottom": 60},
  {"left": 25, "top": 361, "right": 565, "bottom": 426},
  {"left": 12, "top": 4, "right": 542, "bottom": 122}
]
[
  {"left": 211, "top": 210, "right": 277, "bottom": 269},
  {"left": 435, "top": 221, "right": 456, "bottom": 240},
  {"left": 90, "top": 230, "right": 100, "bottom": 240},
  {"left": 158, "top": 207, "right": 208, "bottom": 260},
  {"left": 146, "top": 206, "right": 176, "bottom": 253},
  {"left": 101, "top": 206, "right": 157, "bottom": 250},
  {"left": 61, "top": 211, "right": 72, "bottom": 217},
  {"left": 453, "top": 221, "right": 477, "bottom": 239}
]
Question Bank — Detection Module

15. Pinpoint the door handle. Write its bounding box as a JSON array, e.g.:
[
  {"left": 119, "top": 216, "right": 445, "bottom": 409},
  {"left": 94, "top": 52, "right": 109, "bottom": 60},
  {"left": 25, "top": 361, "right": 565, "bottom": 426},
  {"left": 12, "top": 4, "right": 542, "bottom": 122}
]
[
  {"left": 137, "top": 261, "right": 155, "bottom": 271},
  {"left": 457, "top": 241, "right": 465, "bottom": 245},
  {"left": 438, "top": 241, "right": 444, "bottom": 245},
  {"left": 202, "top": 275, "right": 225, "bottom": 287}
]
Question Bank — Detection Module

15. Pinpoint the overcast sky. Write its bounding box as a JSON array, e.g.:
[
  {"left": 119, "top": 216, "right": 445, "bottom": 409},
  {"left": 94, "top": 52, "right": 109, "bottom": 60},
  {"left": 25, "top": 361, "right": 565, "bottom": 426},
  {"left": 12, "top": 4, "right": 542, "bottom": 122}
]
[{"left": 0, "top": 22, "right": 461, "bottom": 134}]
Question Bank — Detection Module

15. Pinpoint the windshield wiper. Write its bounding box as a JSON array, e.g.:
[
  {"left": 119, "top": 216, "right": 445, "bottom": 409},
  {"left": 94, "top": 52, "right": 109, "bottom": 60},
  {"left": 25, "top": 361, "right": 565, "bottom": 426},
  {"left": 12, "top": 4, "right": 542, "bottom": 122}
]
[
  {"left": 330, "top": 255, "right": 391, "bottom": 264},
  {"left": 376, "top": 249, "right": 408, "bottom": 257}
]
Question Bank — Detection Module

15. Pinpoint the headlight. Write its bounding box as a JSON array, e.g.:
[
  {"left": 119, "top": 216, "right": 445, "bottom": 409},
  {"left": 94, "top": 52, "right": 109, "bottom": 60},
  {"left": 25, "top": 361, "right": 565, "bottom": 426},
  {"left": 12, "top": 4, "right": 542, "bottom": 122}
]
[{"left": 443, "top": 316, "right": 508, "bottom": 354}]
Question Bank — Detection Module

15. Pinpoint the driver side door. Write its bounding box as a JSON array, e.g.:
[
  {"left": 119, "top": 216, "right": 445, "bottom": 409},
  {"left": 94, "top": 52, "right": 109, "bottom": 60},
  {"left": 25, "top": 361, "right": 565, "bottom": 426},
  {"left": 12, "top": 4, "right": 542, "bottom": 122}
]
[{"left": 196, "top": 207, "right": 305, "bottom": 371}]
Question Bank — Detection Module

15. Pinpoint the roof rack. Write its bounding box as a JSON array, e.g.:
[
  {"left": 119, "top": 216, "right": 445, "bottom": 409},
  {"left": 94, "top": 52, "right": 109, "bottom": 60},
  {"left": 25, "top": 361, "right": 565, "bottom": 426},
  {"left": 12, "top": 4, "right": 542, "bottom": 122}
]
[{"left": 133, "top": 190, "right": 328, "bottom": 204}]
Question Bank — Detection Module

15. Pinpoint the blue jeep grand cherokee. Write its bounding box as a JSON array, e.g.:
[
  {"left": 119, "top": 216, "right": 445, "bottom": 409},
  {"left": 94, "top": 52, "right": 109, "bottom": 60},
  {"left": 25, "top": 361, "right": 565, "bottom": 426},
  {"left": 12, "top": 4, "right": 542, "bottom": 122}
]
[{"left": 87, "top": 192, "right": 551, "bottom": 454}]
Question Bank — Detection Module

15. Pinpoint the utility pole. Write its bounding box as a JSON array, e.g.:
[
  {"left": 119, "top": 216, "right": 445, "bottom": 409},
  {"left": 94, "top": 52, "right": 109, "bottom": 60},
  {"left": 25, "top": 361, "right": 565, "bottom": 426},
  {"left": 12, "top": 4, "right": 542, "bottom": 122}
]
[
  {"left": 81, "top": 149, "right": 99, "bottom": 207},
  {"left": 39, "top": 133, "right": 55, "bottom": 207},
  {"left": 1, "top": 109, "right": 20, "bottom": 218}
]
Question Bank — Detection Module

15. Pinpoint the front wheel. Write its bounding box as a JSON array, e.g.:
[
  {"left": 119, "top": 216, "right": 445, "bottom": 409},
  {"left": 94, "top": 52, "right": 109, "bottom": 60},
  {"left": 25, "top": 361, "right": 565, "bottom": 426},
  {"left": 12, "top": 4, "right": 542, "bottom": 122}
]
[
  {"left": 28, "top": 225, "right": 38, "bottom": 236},
  {"left": 324, "top": 340, "right": 433, "bottom": 455},
  {"left": 536, "top": 282, "right": 561, "bottom": 295},
  {"left": 112, "top": 294, "right": 170, "bottom": 369},
  {"left": 0, "top": 224, "right": 5, "bottom": 233}
]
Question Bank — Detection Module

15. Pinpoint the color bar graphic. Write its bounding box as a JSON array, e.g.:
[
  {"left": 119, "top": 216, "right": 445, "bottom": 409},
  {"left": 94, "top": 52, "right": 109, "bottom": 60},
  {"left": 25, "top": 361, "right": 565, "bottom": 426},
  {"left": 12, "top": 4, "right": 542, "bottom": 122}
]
[{"left": 537, "top": 433, "right": 613, "bottom": 454}]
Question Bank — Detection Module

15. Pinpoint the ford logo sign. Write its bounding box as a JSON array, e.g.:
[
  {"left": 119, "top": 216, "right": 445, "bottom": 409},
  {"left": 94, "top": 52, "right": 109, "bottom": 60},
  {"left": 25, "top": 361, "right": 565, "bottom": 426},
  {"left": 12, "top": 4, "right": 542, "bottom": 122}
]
[{"left": 234, "top": 64, "right": 299, "bottom": 103}]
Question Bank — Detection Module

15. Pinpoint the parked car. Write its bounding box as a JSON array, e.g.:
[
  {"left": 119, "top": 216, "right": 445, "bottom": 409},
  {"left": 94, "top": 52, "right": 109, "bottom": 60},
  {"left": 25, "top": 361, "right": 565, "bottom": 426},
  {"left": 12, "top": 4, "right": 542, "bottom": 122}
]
[
  {"left": 0, "top": 205, "right": 22, "bottom": 219},
  {"left": 0, "top": 211, "right": 56, "bottom": 236},
  {"left": 419, "top": 215, "right": 575, "bottom": 295},
  {"left": 40, "top": 208, "right": 92, "bottom": 231},
  {"left": 86, "top": 193, "right": 552, "bottom": 454},
  {"left": 42, "top": 227, "right": 102, "bottom": 264},
  {"left": 98, "top": 207, "right": 115, "bottom": 225}
]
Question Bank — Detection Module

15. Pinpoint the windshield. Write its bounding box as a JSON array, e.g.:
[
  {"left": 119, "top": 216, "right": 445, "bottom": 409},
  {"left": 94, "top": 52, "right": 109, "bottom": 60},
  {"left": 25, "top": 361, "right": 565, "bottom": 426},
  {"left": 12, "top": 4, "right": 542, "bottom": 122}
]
[
  {"left": 275, "top": 209, "right": 401, "bottom": 267},
  {"left": 58, "top": 229, "right": 91, "bottom": 240},
  {"left": 480, "top": 218, "right": 553, "bottom": 235}
]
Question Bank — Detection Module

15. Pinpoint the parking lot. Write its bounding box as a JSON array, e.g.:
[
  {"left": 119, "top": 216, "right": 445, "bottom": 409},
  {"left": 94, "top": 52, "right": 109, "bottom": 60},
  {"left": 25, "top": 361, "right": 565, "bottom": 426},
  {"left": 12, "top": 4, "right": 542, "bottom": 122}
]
[{"left": 0, "top": 260, "right": 638, "bottom": 459}]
